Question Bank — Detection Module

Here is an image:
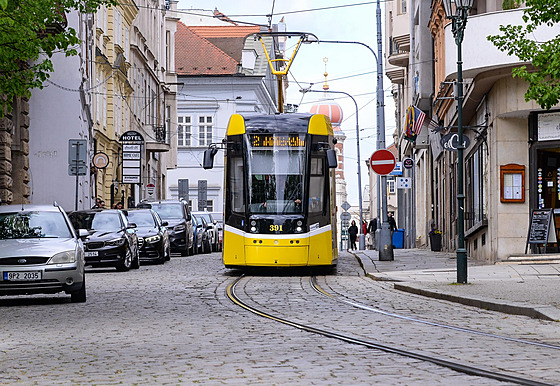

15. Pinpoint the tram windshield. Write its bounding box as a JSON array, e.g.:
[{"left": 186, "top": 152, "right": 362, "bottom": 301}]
[{"left": 246, "top": 135, "right": 306, "bottom": 214}]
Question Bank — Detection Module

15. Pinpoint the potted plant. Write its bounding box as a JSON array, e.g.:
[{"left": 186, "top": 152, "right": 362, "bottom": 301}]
[{"left": 429, "top": 228, "right": 442, "bottom": 251}]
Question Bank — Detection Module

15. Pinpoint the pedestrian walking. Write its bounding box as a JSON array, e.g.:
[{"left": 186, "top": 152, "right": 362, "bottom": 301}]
[
  {"left": 113, "top": 201, "right": 124, "bottom": 209},
  {"left": 348, "top": 220, "right": 359, "bottom": 251}
]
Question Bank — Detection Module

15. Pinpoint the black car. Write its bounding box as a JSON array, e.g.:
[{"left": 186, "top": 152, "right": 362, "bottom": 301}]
[
  {"left": 143, "top": 200, "right": 194, "bottom": 256},
  {"left": 126, "top": 209, "right": 170, "bottom": 264},
  {"left": 69, "top": 209, "right": 139, "bottom": 271},
  {"left": 191, "top": 213, "right": 211, "bottom": 254}
]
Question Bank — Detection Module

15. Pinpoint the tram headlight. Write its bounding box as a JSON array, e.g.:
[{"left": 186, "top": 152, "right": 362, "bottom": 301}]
[
  {"left": 250, "top": 226, "right": 257, "bottom": 233},
  {"left": 251, "top": 220, "right": 256, "bottom": 226},
  {"left": 296, "top": 226, "right": 303, "bottom": 233},
  {"left": 296, "top": 220, "right": 303, "bottom": 226}
]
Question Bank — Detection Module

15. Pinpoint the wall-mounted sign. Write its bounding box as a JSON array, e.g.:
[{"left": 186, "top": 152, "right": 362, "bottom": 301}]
[
  {"left": 92, "top": 152, "right": 109, "bottom": 169},
  {"left": 403, "top": 157, "right": 414, "bottom": 169},
  {"left": 440, "top": 133, "right": 471, "bottom": 152},
  {"left": 120, "top": 131, "right": 144, "bottom": 184},
  {"left": 389, "top": 162, "right": 403, "bottom": 176},
  {"left": 538, "top": 112, "right": 560, "bottom": 141}
]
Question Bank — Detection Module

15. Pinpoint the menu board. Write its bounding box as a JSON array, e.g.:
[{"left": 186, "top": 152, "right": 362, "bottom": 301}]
[{"left": 527, "top": 209, "right": 556, "bottom": 244}]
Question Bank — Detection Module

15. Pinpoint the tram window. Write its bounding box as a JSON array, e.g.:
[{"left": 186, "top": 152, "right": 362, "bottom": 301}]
[
  {"left": 309, "top": 157, "right": 325, "bottom": 214},
  {"left": 247, "top": 147, "right": 305, "bottom": 214},
  {"left": 229, "top": 157, "right": 245, "bottom": 213}
]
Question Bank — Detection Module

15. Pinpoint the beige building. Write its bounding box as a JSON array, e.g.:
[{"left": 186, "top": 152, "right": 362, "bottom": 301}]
[
  {"left": 92, "top": 0, "right": 178, "bottom": 208},
  {"left": 381, "top": 0, "right": 560, "bottom": 261}
]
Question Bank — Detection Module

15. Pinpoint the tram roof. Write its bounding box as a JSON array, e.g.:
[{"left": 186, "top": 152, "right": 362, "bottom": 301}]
[{"left": 227, "top": 113, "right": 334, "bottom": 136}]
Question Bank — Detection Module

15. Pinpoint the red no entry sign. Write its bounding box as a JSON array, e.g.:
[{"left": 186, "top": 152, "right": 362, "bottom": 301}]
[{"left": 370, "top": 149, "right": 396, "bottom": 175}]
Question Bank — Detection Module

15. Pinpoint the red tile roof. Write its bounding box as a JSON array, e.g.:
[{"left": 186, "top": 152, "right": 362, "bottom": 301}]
[{"left": 175, "top": 22, "right": 241, "bottom": 76}]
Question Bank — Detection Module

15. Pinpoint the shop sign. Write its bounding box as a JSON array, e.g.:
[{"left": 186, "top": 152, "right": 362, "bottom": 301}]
[
  {"left": 538, "top": 112, "right": 560, "bottom": 141},
  {"left": 440, "top": 133, "right": 470, "bottom": 152}
]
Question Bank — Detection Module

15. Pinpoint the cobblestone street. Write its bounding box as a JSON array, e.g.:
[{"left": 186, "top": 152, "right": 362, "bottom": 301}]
[{"left": 1, "top": 252, "right": 558, "bottom": 384}]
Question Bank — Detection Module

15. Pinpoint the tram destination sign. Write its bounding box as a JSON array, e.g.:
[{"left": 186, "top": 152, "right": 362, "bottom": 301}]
[{"left": 249, "top": 134, "right": 306, "bottom": 148}]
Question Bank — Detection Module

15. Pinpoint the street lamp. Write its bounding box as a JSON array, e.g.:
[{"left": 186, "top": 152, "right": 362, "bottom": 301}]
[
  {"left": 300, "top": 88, "right": 365, "bottom": 249},
  {"left": 442, "top": 0, "right": 474, "bottom": 284}
]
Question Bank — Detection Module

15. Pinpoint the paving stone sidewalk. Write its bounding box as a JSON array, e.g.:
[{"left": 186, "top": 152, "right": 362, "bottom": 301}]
[{"left": 351, "top": 248, "right": 560, "bottom": 322}]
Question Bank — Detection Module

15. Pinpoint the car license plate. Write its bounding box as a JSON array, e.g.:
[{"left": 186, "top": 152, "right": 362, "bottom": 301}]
[
  {"left": 85, "top": 251, "right": 98, "bottom": 257},
  {"left": 3, "top": 271, "right": 42, "bottom": 281}
]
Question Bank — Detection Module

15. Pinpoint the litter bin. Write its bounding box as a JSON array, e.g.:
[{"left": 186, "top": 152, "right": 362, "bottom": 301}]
[{"left": 392, "top": 228, "right": 405, "bottom": 249}]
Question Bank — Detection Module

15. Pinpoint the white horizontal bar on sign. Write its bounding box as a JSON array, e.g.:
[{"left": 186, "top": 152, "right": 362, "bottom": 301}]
[
  {"left": 371, "top": 160, "right": 395, "bottom": 165},
  {"left": 123, "top": 168, "right": 140, "bottom": 175},
  {"left": 123, "top": 176, "right": 140, "bottom": 183},
  {"left": 123, "top": 144, "right": 141, "bottom": 152},
  {"left": 123, "top": 160, "right": 140, "bottom": 168},
  {"left": 123, "top": 152, "right": 141, "bottom": 160}
]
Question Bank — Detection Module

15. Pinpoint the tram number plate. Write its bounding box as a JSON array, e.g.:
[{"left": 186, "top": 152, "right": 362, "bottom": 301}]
[{"left": 3, "top": 271, "right": 42, "bottom": 281}]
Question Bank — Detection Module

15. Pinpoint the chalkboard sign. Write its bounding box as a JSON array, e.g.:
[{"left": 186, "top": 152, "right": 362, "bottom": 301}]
[{"left": 526, "top": 209, "right": 557, "bottom": 253}]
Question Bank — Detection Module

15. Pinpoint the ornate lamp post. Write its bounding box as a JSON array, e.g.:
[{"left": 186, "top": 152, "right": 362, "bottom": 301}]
[{"left": 442, "top": 0, "right": 474, "bottom": 284}]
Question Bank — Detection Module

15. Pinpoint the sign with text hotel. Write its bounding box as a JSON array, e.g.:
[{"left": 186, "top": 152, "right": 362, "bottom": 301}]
[
  {"left": 538, "top": 112, "right": 560, "bottom": 141},
  {"left": 120, "top": 131, "right": 144, "bottom": 184}
]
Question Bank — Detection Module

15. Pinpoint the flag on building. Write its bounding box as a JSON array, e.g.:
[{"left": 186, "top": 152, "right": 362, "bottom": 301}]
[{"left": 404, "top": 106, "right": 426, "bottom": 142}]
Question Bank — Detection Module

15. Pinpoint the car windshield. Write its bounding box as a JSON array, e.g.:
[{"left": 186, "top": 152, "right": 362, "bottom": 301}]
[
  {"left": 127, "top": 211, "right": 155, "bottom": 227},
  {"left": 70, "top": 212, "right": 122, "bottom": 231},
  {"left": 0, "top": 211, "right": 72, "bottom": 239},
  {"left": 150, "top": 203, "right": 183, "bottom": 219}
]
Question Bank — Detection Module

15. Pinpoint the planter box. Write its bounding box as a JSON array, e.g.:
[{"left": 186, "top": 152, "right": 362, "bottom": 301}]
[{"left": 430, "top": 233, "right": 442, "bottom": 252}]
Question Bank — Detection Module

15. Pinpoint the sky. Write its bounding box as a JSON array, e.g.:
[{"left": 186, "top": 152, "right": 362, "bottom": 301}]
[{"left": 175, "top": 0, "right": 397, "bottom": 206}]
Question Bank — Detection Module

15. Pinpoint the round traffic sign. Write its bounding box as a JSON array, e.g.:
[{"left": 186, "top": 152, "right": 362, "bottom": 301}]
[
  {"left": 146, "top": 183, "right": 155, "bottom": 195},
  {"left": 340, "top": 212, "right": 351, "bottom": 221},
  {"left": 403, "top": 157, "right": 414, "bottom": 169},
  {"left": 370, "top": 149, "right": 396, "bottom": 175}
]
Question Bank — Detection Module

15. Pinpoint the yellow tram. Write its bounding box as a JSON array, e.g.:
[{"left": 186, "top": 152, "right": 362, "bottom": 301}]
[{"left": 204, "top": 113, "right": 338, "bottom": 270}]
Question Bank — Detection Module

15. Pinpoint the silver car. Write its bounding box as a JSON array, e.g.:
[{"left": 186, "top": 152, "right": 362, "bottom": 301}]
[{"left": 0, "top": 203, "right": 87, "bottom": 303}]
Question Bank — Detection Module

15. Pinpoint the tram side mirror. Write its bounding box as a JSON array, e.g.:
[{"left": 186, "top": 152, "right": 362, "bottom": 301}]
[
  {"left": 326, "top": 149, "right": 337, "bottom": 169},
  {"left": 203, "top": 147, "right": 218, "bottom": 170}
]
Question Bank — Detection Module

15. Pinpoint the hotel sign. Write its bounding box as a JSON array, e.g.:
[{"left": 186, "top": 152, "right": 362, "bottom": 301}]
[{"left": 120, "top": 131, "right": 144, "bottom": 184}]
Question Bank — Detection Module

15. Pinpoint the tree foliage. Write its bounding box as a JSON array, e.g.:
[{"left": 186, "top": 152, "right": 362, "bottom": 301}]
[
  {"left": 0, "top": 0, "right": 117, "bottom": 115},
  {"left": 488, "top": 0, "right": 560, "bottom": 110}
]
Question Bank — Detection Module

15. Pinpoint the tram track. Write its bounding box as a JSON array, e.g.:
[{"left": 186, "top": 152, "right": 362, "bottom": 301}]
[
  {"left": 227, "top": 275, "right": 553, "bottom": 386},
  {"left": 310, "top": 276, "right": 560, "bottom": 351}
]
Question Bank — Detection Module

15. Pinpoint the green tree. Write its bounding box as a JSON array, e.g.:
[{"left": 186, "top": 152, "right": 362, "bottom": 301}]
[
  {"left": 488, "top": 0, "right": 560, "bottom": 110},
  {"left": 0, "top": 0, "right": 117, "bottom": 115}
]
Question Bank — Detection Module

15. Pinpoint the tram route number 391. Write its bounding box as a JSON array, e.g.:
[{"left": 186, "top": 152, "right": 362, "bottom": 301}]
[{"left": 270, "top": 224, "right": 283, "bottom": 232}]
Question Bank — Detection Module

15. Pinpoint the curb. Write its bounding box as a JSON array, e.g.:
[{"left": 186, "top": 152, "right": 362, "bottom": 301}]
[
  {"left": 393, "top": 282, "right": 560, "bottom": 322},
  {"left": 352, "top": 252, "right": 560, "bottom": 322}
]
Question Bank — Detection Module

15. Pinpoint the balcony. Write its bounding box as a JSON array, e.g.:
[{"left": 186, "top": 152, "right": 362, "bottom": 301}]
[
  {"left": 146, "top": 127, "right": 170, "bottom": 153},
  {"left": 387, "top": 35, "right": 410, "bottom": 67},
  {"left": 444, "top": 8, "right": 560, "bottom": 80},
  {"left": 386, "top": 67, "right": 405, "bottom": 85}
]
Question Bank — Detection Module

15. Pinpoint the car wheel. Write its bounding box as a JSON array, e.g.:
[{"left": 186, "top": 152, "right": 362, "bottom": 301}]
[
  {"left": 116, "top": 248, "right": 133, "bottom": 272},
  {"left": 70, "top": 275, "right": 86, "bottom": 303},
  {"left": 131, "top": 250, "right": 140, "bottom": 269}
]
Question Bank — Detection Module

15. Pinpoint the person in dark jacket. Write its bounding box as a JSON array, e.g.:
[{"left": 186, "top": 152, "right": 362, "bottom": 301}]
[
  {"left": 348, "top": 220, "right": 359, "bottom": 251},
  {"left": 387, "top": 212, "right": 397, "bottom": 234}
]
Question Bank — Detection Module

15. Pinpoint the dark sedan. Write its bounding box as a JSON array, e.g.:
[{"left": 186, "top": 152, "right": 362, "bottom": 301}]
[
  {"left": 69, "top": 209, "right": 139, "bottom": 272},
  {"left": 126, "top": 209, "right": 170, "bottom": 264}
]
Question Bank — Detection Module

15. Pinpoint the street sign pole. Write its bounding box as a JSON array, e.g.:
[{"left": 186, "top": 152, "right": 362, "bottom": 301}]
[{"left": 370, "top": 149, "right": 395, "bottom": 261}]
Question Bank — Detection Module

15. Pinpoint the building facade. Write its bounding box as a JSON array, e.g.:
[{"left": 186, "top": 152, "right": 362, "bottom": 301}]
[{"left": 381, "top": 0, "right": 560, "bottom": 261}]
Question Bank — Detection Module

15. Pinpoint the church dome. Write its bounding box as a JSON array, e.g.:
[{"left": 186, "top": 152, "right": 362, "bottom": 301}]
[{"left": 309, "top": 100, "right": 343, "bottom": 127}]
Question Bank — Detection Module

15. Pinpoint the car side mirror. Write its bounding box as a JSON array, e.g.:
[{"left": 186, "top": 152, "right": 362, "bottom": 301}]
[
  {"left": 161, "top": 221, "right": 168, "bottom": 227},
  {"left": 78, "top": 229, "right": 89, "bottom": 239},
  {"left": 127, "top": 223, "right": 137, "bottom": 229}
]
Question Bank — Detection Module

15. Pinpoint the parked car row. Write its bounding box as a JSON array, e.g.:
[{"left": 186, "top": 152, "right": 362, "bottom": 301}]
[{"left": 0, "top": 201, "right": 222, "bottom": 303}]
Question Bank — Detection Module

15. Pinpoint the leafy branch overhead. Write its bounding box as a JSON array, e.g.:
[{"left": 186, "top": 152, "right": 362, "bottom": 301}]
[
  {"left": 487, "top": 0, "right": 560, "bottom": 111},
  {"left": 0, "top": 0, "right": 117, "bottom": 115}
]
